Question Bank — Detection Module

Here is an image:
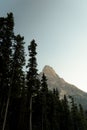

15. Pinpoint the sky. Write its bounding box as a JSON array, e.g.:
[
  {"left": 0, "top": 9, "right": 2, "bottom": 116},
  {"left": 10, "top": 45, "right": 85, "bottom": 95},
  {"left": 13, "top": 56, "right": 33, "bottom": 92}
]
[{"left": 1, "top": 0, "right": 87, "bottom": 92}]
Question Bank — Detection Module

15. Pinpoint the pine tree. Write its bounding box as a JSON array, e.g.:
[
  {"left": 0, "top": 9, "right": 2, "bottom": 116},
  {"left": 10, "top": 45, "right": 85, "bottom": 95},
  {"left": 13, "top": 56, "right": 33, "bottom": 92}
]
[
  {"left": 11, "top": 34, "right": 25, "bottom": 98},
  {"left": 7, "top": 34, "right": 25, "bottom": 130},
  {"left": 51, "top": 89, "right": 60, "bottom": 130},
  {"left": 78, "top": 104, "right": 87, "bottom": 130},
  {"left": 0, "top": 13, "right": 26, "bottom": 130},
  {"left": 70, "top": 97, "right": 80, "bottom": 130},
  {"left": 0, "top": 13, "right": 14, "bottom": 130},
  {"left": 26, "top": 39, "right": 39, "bottom": 130},
  {"left": 61, "top": 95, "right": 71, "bottom": 130},
  {"left": 41, "top": 73, "right": 48, "bottom": 130}
]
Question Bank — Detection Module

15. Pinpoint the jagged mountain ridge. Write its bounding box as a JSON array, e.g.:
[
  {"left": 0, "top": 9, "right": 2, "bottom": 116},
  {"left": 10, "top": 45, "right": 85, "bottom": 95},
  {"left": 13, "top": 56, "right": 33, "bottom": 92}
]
[{"left": 40, "top": 65, "right": 87, "bottom": 109}]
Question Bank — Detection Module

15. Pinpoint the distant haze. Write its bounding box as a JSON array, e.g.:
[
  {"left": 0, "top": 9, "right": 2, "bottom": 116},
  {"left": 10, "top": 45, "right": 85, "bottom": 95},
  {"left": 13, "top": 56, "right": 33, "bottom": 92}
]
[{"left": 1, "top": 0, "right": 87, "bottom": 92}]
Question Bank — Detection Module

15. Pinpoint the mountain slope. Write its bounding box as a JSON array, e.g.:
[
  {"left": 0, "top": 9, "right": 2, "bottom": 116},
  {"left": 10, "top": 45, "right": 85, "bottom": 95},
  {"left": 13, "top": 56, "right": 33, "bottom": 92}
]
[{"left": 40, "top": 65, "right": 87, "bottom": 109}]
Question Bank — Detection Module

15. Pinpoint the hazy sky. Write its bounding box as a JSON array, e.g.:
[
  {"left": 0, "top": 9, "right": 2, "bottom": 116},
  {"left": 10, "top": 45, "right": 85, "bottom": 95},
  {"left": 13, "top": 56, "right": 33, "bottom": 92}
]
[{"left": 1, "top": 0, "right": 87, "bottom": 92}]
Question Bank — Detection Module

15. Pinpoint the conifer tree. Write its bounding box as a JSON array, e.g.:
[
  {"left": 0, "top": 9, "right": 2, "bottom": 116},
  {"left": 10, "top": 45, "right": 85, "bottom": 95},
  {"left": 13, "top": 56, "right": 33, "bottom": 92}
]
[
  {"left": 70, "top": 97, "right": 80, "bottom": 130},
  {"left": 0, "top": 13, "right": 14, "bottom": 130},
  {"left": 11, "top": 34, "right": 25, "bottom": 98},
  {"left": 41, "top": 73, "right": 48, "bottom": 130},
  {"left": 78, "top": 104, "right": 87, "bottom": 130},
  {"left": 0, "top": 13, "right": 25, "bottom": 130},
  {"left": 61, "top": 95, "right": 71, "bottom": 130},
  {"left": 26, "top": 39, "right": 39, "bottom": 130},
  {"left": 7, "top": 34, "right": 25, "bottom": 130},
  {"left": 50, "top": 89, "right": 60, "bottom": 130}
]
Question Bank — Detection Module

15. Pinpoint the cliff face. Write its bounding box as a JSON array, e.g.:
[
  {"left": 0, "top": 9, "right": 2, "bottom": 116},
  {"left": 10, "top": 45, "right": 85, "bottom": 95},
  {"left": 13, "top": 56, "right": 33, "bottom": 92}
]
[{"left": 40, "top": 65, "right": 87, "bottom": 109}]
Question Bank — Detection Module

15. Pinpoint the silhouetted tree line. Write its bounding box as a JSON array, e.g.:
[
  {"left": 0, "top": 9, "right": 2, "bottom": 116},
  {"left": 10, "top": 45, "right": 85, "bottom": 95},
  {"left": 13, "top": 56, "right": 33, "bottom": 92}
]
[{"left": 0, "top": 13, "right": 87, "bottom": 130}]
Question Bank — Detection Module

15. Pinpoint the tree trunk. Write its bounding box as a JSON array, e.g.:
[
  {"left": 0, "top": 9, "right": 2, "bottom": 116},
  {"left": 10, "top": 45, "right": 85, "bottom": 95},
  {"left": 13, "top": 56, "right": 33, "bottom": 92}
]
[
  {"left": 42, "top": 109, "right": 43, "bottom": 130},
  {"left": 2, "top": 86, "right": 11, "bottom": 130},
  {"left": 29, "top": 96, "right": 32, "bottom": 130}
]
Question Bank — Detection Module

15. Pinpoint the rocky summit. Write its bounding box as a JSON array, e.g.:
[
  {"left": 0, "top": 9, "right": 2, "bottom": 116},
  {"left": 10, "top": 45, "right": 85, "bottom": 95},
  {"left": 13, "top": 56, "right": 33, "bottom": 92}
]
[{"left": 40, "top": 65, "right": 87, "bottom": 109}]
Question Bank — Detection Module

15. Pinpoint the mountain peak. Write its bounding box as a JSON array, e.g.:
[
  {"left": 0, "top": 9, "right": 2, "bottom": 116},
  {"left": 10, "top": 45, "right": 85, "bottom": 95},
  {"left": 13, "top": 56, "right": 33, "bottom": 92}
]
[
  {"left": 40, "top": 65, "right": 87, "bottom": 109},
  {"left": 43, "top": 65, "right": 55, "bottom": 72},
  {"left": 42, "top": 65, "right": 59, "bottom": 78}
]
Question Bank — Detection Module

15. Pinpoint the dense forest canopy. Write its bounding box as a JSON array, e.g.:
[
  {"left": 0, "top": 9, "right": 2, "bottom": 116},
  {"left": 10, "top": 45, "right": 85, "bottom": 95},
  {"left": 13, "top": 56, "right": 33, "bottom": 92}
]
[{"left": 0, "top": 13, "right": 87, "bottom": 130}]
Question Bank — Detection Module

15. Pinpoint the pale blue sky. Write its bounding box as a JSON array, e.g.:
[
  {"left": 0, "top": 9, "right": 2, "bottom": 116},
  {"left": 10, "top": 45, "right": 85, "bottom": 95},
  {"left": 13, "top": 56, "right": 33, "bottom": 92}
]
[{"left": 1, "top": 0, "right": 87, "bottom": 92}]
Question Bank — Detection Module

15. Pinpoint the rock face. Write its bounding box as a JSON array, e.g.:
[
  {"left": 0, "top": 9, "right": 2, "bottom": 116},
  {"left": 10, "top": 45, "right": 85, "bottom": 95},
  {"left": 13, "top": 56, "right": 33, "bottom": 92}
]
[{"left": 40, "top": 65, "right": 87, "bottom": 109}]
